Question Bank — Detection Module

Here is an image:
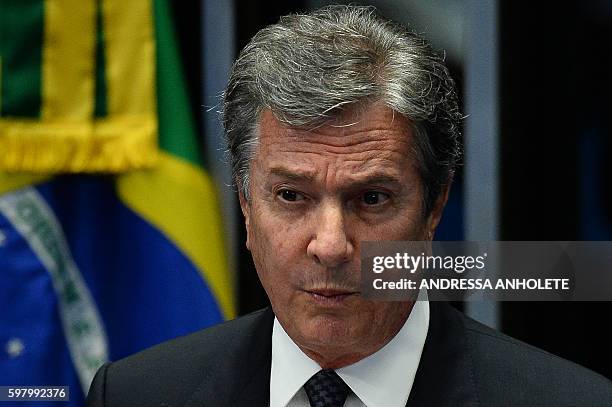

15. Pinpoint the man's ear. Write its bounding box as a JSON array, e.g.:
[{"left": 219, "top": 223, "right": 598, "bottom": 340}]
[
  {"left": 238, "top": 190, "right": 252, "bottom": 251},
  {"left": 426, "top": 183, "right": 451, "bottom": 240}
]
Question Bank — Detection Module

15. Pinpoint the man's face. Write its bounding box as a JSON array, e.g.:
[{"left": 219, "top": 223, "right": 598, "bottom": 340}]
[{"left": 240, "top": 104, "right": 446, "bottom": 368}]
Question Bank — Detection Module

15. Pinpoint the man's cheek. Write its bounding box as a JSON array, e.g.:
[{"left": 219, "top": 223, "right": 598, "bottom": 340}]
[{"left": 278, "top": 235, "right": 303, "bottom": 257}]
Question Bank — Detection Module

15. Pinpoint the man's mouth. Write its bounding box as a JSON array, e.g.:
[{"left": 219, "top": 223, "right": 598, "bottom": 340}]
[{"left": 304, "top": 289, "right": 359, "bottom": 305}]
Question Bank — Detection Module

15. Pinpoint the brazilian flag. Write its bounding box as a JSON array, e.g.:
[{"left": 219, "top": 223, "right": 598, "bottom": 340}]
[{"left": 0, "top": 0, "right": 234, "bottom": 404}]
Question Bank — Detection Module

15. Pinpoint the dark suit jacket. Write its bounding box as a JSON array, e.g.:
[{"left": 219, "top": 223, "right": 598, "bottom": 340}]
[{"left": 87, "top": 302, "right": 611, "bottom": 406}]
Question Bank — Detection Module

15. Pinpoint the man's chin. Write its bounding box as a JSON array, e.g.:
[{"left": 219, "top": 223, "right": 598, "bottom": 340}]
[
  {"left": 296, "top": 313, "right": 357, "bottom": 348},
  {"left": 291, "top": 318, "right": 368, "bottom": 368}
]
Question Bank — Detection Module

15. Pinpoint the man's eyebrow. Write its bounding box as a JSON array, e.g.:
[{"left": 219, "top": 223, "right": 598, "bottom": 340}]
[
  {"left": 268, "top": 167, "right": 317, "bottom": 182},
  {"left": 349, "top": 174, "right": 404, "bottom": 189}
]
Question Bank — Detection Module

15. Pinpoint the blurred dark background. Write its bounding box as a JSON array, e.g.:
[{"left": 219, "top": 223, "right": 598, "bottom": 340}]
[{"left": 170, "top": 0, "right": 612, "bottom": 379}]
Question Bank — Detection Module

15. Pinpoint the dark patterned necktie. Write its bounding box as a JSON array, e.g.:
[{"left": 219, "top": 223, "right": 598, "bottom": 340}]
[{"left": 303, "top": 369, "right": 351, "bottom": 407}]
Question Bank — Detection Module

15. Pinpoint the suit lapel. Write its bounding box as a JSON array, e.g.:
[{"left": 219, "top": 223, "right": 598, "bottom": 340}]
[
  {"left": 184, "top": 308, "right": 274, "bottom": 407},
  {"left": 230, "top": 307, "right": 274, "bottom": 407},
  {"left": 406, "top": 302, "right": 479, "bottom": 406}
]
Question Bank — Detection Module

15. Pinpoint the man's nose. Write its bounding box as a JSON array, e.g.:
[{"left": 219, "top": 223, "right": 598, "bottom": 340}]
[{"left": 306, "top": 201, "right": 354, "bottom": 267}]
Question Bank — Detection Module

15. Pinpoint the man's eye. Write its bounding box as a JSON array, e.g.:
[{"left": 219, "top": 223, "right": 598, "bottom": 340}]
[
  {"left": 278, "top": 189, "right": 304, "bottom": 202},
  {"left": 362, "top": 191, "right": 389, "bottom": 205}
]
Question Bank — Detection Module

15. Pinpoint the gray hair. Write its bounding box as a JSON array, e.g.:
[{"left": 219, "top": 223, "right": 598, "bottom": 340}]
[{"left": 223, "top": 5, "right": 462, "bottom": 215}]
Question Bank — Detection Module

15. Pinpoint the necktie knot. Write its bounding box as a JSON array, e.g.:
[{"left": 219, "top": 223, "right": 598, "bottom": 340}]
[{"left": 304, "top": 369, "right": 350, "bottom": 407}]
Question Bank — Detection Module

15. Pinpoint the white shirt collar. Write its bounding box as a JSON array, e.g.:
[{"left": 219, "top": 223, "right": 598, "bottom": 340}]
[{"left": 270, "top": 291, "right": 430, "bottom": 407}]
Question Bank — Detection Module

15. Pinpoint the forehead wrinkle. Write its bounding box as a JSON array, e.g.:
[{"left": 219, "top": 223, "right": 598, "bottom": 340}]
[
  {"left": 260, "top": 139, "right": 415, "bottom": 188},
  {"left": 265, "top": 136, "right": 412, "bottom": 160},
  {"left": 308, "top": 155, "right": 408, "bottom": 192},
  {"left": 282, "top": 128, "right": 412, "bottom": 149},
  {"left": 342, "top": 156, "right": 405, "bottom": 177},
  {"left": 266, "top": 148, "right": 406, "bottom": 173}
]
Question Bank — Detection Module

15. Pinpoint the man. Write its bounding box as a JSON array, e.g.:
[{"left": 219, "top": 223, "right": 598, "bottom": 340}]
[{"left": 87, "top": 5, "right": 611, "bottom": 406}]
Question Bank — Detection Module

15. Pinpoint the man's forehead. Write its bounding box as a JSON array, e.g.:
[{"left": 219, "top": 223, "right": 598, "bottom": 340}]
[
  {"left": 253, "top": 105, "right": 419, "bottom": 186},
  {"left": 257, "top": 103, "right": 413, "bottom": 144}
]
